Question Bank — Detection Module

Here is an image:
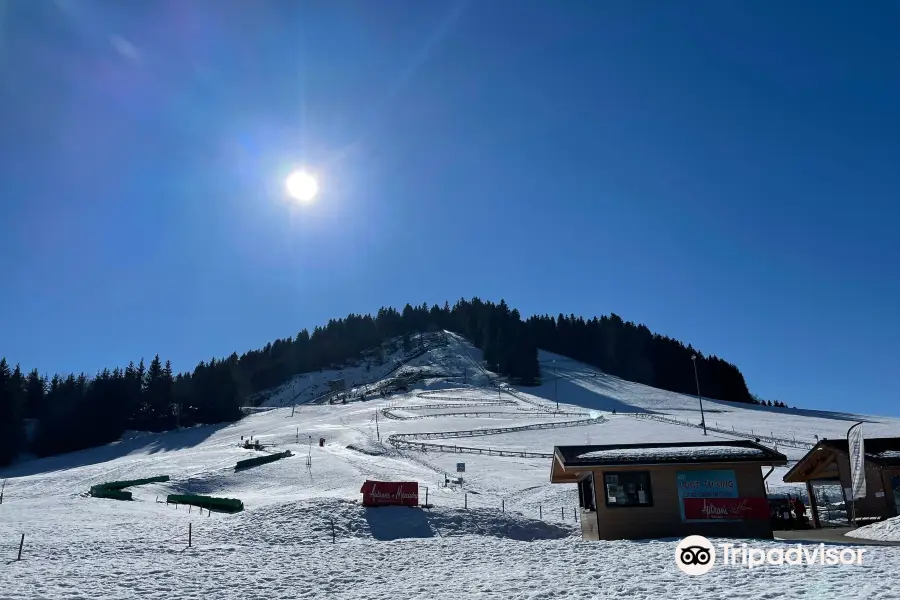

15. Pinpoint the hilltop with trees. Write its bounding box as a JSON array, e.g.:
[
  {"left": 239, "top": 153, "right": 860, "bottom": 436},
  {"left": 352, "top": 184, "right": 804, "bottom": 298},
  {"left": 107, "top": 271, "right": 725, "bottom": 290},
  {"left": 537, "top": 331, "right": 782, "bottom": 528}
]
[{"left": 0, "top": 297, "right": 757, "bottom": 465}]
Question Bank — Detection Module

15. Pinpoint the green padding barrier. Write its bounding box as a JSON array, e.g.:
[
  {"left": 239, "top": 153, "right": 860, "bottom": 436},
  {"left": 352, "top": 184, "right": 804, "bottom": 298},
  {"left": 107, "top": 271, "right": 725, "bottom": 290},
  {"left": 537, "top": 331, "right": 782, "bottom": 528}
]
[
  {"left": 90, "top": 475, "right": 170, "bottom": 500},
  {"left": 91, "top": 488, "right": 133, "bottom": 501},
  {"left": 235, "top": 450, "right": 292, "bottom": 471},
  {"left": 166, "top": 494, "right": 244, "bottom": 513}
]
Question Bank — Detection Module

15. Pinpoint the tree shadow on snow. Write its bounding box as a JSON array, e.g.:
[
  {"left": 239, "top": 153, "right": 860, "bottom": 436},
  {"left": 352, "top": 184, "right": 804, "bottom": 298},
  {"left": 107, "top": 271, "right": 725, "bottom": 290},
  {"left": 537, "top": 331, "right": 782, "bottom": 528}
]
[
  {"left": 702, "top": 399, "right": 886, "bottom": 425},
  {"left": 516, "top": 374, "right": 657, "bottom": 415},
  {"left": 0, "top": 422, "right": 232, "bottom": 479}
]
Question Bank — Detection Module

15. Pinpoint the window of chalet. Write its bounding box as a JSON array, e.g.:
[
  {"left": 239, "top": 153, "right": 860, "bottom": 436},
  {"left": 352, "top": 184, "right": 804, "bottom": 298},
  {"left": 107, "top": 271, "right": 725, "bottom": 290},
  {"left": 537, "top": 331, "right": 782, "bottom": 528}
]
[
  {"left": 578, "top": 474, "right": 596, "bottom": 511},
  {"left": 603, "top": 471, "right": 653, "bottom": 507}
]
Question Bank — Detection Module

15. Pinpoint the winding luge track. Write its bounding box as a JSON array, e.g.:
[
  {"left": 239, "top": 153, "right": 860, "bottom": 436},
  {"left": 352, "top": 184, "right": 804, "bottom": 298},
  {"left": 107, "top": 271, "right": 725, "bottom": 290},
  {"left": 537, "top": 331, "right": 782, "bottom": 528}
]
[{"left": 383, "top": 386, "right": 606, "bottom": 459}]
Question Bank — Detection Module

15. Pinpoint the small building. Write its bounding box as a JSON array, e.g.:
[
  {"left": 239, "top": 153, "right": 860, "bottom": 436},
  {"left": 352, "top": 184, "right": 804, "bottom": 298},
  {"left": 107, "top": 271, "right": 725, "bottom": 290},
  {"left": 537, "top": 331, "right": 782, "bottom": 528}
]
[
  {"left": 550, "top": 441, "right": 787, "bottom": 541},
  {"left": 782, "top": 437, "right": 900, "bottom": 528}
]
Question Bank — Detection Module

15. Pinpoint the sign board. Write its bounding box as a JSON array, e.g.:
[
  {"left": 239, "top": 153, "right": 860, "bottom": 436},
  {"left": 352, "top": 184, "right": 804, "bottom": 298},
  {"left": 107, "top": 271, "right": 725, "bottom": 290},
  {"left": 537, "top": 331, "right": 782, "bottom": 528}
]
[
  {"left": 456, "top": 463, "right": 465, "bottom": 473},
  {"left": 682, "top": 497, "right": 769, "bottom": 520},
  {"left": 677, "top": 470, "right": 738, "bottom": 522},
  {"left": 360, "top": 480, "right": 419, "bottom": 507}
]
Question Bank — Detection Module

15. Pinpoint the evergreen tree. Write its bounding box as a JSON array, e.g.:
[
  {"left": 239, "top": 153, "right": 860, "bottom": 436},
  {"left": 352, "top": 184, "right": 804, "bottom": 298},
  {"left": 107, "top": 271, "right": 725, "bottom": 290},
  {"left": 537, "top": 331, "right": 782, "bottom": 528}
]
[
  {"left": 24, "top": 369, "right": 45, "bottom": 419},
  {"left": 0, "top": 359, "right": 25, "bottom": 465},
  {"left": 4, "top": 296, "right": 759, "bottom": 461}
]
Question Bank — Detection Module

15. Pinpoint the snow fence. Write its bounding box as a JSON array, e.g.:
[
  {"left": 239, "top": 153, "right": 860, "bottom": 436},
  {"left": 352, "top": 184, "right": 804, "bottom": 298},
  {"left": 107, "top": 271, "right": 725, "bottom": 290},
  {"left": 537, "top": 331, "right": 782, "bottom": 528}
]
[
  {"left": 166, "top": 494, "right": 244, "bottom": 513},
  {"left": 89, "top": 475, "right": 171, "bottom": 501},
  {"left": 234, "top": 450, "right": 293, "bottom": 471}
]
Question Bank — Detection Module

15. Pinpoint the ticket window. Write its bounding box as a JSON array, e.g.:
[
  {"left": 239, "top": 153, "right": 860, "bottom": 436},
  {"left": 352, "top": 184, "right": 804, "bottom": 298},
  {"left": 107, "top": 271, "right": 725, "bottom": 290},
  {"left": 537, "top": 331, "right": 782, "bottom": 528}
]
[{"left": 602, "top": 471, "right": 653, "bottom": 508}]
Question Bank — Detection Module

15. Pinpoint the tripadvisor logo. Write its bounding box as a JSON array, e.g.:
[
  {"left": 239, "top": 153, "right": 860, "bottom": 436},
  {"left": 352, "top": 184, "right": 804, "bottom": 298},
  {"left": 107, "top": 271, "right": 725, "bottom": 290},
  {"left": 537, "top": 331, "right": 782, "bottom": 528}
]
[
  {"left": 675, "top": 535, "right": 867, "bottom": 576},
  {"left": 676, "top": 536, "right": 716, "bottom": 575}
]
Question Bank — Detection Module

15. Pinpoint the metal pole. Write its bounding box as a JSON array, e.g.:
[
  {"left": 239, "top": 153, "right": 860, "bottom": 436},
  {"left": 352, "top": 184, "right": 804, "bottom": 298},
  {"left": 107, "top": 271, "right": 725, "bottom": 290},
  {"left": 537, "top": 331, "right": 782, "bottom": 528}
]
[
  {"left": 691, "top": 355, "right": 707, "bottom": 435},
  {"left": 554, "top": 361, "right": 558, "bottom": 410},
  {"left": 17, "top": 534, "right": 24, "bottom": 560},
  {"left": 375, "top": 409, "right": 380, "bottom": 441}
]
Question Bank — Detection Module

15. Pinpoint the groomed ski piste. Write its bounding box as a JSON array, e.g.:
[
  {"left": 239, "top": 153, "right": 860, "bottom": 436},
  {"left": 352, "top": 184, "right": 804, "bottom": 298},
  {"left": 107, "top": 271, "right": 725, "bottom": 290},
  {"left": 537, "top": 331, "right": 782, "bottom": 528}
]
[{"left": 2, "top": 331, "right": 899, "bottom": 599}]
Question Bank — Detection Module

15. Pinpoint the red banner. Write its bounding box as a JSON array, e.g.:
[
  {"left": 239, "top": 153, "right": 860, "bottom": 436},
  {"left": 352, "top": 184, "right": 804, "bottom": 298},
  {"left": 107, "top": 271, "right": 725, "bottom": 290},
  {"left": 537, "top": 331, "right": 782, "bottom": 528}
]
[
  {"left": 683, "top": 497, "right": 769, "bottom": 520},
  {"left": 360, "top": 480, "right": 419, "bottom": 507}
]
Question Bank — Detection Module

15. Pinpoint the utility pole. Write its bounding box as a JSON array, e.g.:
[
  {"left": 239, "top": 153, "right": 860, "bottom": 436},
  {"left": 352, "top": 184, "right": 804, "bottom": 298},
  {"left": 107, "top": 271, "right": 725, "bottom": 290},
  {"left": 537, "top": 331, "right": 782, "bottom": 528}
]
[
  {"left": 553, "top": 360, "right": 558, "bottom": 411},
  {"left": 375, "top": 408, "right": 380, "bottom": 441},
  {"left": 691, "top": 355, "right": 707, "bottom": 435}
]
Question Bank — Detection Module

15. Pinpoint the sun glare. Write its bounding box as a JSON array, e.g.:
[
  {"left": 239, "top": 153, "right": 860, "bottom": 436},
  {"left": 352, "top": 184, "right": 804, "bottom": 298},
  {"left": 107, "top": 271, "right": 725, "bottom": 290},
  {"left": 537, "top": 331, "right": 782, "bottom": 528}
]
[{"left": 285, "top": 170, "right": 319, "bottom": 203}]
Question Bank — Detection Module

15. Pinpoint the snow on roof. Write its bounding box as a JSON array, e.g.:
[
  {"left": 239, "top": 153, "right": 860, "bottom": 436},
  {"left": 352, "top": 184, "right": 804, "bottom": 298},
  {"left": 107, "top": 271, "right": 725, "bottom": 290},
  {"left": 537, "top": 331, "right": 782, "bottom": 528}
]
[
  {"left": 871, "top": 450, "right": 900, "bottom": 459},
  {"left": 575, "top": 445, "right": 767, "bottom": 461}
]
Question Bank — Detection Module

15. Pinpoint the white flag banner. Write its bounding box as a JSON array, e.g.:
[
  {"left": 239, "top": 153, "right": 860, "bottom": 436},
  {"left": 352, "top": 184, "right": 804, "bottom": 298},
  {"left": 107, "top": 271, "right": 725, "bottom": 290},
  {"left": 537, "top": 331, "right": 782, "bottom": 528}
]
[{"left": 848, "top": 423, "right": 866, "bottom": 500}]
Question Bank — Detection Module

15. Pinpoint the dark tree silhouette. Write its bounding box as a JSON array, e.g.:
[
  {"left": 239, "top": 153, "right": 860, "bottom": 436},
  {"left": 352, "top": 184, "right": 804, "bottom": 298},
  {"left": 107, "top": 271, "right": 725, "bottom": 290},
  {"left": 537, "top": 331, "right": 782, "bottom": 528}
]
[{"left": 0, "top": 297, "right": 754, "bottom": 465}]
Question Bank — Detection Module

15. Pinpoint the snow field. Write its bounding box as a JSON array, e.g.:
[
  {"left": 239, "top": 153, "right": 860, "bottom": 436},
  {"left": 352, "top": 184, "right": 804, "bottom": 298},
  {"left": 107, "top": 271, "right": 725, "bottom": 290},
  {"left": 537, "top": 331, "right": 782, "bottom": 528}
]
[{"left": 2, "top": 332, "right": 900, "bottom": 598}]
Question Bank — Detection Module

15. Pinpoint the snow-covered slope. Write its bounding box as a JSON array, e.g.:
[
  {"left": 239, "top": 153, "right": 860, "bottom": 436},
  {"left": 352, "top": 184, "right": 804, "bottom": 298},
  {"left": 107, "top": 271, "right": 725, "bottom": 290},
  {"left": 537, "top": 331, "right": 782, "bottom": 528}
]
[{"left": 2, "top": 331, "right": 898, "bottom": 599}]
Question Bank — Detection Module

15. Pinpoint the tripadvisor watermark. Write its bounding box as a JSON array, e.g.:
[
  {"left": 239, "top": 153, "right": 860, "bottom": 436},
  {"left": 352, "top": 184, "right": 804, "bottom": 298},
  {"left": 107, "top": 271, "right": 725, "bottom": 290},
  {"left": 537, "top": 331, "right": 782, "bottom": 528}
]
[{"left": 675, "top": 535, "right": 866, "bottom": 576}]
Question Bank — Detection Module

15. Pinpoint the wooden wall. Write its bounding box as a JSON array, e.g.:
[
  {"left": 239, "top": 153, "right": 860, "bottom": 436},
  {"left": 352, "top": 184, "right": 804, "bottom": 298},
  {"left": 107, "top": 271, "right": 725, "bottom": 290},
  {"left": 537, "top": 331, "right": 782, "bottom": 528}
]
[
  {"left": 577, "top": 463, "right": 774, "bottom": 541},
  {"left": 834, "top": 456, "right": 898, "bottom": 521}
]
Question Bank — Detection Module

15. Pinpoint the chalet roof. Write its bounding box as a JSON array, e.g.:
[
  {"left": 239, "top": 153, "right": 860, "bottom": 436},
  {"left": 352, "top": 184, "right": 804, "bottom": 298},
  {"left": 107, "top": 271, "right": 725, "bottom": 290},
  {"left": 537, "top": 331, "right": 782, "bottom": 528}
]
[
  {"left": 550, "top": 441, "right": 787, "bottom": 484},
  {"left": 783, "top": 437, "right": 900, "bottom": 482}
]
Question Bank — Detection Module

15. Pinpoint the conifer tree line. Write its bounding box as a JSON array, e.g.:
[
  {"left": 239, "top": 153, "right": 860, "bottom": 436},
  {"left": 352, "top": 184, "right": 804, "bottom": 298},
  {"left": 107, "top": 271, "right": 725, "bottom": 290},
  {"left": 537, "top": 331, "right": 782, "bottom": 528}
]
[{"left": 0, "top": 297, "right": 759, "bottom": 466}]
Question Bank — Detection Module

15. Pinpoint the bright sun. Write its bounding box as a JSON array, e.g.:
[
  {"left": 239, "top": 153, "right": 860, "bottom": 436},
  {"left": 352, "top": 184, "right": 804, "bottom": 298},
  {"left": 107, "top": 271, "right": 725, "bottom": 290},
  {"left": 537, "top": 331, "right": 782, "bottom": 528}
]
[{"left": 285, "top": 170, "right": 319, "bottom": 203}]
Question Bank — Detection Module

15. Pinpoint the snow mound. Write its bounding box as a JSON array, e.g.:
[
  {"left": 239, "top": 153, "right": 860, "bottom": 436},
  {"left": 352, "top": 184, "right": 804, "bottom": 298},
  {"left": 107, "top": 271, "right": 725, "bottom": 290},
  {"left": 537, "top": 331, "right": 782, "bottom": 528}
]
[
  {"left": 207, "top": 499, "right": 575, "bottom": 544},
  {"left": 845, "top": 516, "right": 900, "bottom": 542}
]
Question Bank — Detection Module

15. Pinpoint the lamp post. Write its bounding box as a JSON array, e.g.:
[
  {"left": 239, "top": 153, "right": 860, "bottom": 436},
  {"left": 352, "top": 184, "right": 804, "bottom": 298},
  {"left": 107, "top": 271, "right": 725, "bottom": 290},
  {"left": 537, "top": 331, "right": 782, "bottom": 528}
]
[{"left": 691, "top": 355, "right": 707, "bottom": 435}]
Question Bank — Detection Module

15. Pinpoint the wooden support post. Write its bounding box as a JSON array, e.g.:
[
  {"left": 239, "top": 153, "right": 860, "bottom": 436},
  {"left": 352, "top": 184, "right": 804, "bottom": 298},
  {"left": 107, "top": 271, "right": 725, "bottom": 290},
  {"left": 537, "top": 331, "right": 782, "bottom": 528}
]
[
  {"left": 539, "top": 505, "right": 542, "bottom": 519},
  {"left": 502, "top": 499, "right": 505, "bottom": 513},
  {"left": 464, "top": 493, "right": 468, "bottom": 509},
  {"left": 17, "top": 534, "right": 24, "bottom": 561},
  {"left": 189, "top": 523, "right": 192, "bottom": 548},
  {"left": 561, "top": 507, "right": 564, "bottom": 519}
]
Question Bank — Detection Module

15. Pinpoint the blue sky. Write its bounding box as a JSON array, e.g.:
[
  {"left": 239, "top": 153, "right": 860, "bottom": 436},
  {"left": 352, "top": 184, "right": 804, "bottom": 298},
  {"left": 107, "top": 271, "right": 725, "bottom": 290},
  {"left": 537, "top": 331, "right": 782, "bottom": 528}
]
[{"left": 1, "top": 1, "right": 898, "bottom": 416}]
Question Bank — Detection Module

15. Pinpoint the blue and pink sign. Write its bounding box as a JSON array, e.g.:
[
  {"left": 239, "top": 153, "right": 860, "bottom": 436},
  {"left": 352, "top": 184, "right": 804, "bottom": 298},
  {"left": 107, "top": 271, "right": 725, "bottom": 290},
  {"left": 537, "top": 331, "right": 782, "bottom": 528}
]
[{"left": 676, "top": 470, "right": 738, "bottom": 522}]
